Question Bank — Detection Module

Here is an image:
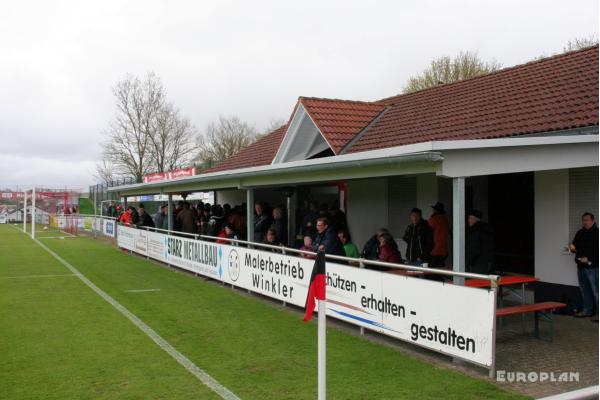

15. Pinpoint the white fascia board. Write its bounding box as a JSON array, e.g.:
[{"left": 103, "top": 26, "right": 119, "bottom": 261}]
[{"left": 109, "top": 134, "right": 598, "bottom": 193}]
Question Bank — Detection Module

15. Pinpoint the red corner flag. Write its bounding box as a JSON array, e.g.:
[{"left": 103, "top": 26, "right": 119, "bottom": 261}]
[{"left": 303, "top": 250, "right": 326, "bottom": 322}]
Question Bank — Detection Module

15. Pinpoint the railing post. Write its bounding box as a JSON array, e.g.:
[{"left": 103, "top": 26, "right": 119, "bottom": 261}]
[{"left": 359, "top": 260, "right": 365, "bottom": 336}]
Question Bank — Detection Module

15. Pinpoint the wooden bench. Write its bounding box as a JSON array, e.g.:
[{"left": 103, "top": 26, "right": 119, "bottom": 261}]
[{"left": 496, "top": 302, "right": 566, "bottom": 341}]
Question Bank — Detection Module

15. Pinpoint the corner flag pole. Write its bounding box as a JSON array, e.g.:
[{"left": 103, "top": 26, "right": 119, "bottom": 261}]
[
  {"left": 318, "top": 298, "right": 326, "bottom": 400},
  {"left": 23, "top": 190, "right": 27, "bottom": 232},
  {"left": 303, "top": 250, "right": 327, "bottom": 400},
  {"left": 31, "top": 187, "right": 36, "bottom": 239}
]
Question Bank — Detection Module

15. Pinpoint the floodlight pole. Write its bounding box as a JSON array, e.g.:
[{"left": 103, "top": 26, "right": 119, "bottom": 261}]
[
  {"left": 318, "top": 299, "right": 326, "bottom": 400},
  {"left": 31, "top": 187, "right": 36, "bottom": 239},
  {"left": 23, "top": 190, "right": 27, "bottom": 232}
]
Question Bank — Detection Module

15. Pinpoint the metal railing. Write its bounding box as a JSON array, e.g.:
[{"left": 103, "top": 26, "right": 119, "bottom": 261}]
[{"left": 135, "top": 224, "right": 499, "bottom": 286}]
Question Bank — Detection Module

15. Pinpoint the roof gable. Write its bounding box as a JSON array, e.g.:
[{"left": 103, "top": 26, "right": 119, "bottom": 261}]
[{"left": 299, "top": 97, "right": 386, "bottom": 154}]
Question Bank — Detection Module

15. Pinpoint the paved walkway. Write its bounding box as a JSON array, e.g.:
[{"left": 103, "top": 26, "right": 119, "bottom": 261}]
[{"left": 494, "top": 313, "right": 598, "bottom": 398}]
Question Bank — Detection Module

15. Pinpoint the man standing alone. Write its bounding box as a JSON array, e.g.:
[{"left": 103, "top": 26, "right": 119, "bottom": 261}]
[
  {"left": 571, "top": 212, "right": 599, "bottom": 322},
  {"left": 466, "top": 210, "right": 494, "bottom": 274},
  {"left": 402, "top": 208, "right": 433, "bottom": 265}
]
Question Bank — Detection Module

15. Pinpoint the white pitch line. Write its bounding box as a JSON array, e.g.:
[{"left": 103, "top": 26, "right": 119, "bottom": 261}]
[
  {"left": 38, "top": 236, "right": 78, "bottom": 239},
  {"left": 125, "top": 288, "right": 161, "bottom": 293},
  {"left": 24, "top": 229, "right": 240, "bottom": 400},
  {"left": 0, "top": 273, "right": 76, "bottom": 279}
]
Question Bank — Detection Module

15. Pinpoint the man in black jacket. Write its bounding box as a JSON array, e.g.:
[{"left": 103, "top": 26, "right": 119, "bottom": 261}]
[
  {"left": 466, "top": 210, "right": 494, "bottom": 274},
  {"left": 312, "top": 217, "right": 345, "bottom": 256},
  {"left": 402, "top": 208, "right": 433, "bottom": 265},
  {"left": 253, "top": 203, "right": 271, "bottom": 243},
  {"left": 137, "top": 204, "right": 155, "bottom": 228},
  {"left": 571, "top": 212, "right": 599, "bottom": 322}
]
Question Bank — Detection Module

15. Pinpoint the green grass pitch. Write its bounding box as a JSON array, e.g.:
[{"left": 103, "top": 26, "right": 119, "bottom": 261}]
[{"left": 0, "top": 225, "right": 528, "bottom": 399}]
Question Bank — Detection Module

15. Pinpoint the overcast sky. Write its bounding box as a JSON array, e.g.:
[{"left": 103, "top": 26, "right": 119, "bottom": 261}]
[{"left": 0, "top": 0, "right": 597, "bottom": 189}]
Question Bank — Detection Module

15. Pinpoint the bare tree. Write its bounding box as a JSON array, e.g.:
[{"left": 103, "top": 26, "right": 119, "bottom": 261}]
[
  {"left": 564, "top": 35, "right": 598, "bottom": 52},
  {"left": 195, "top": 116, "right": 259, "bottom": 168},
  {"left": 403, "top": 51, "right": 501, "bottom": 93},
  {"left": 94, "top": 159, "right": 116, "bottom": 185},
  {"left": 97, "top": 72, "right": 195, "bottom": 182},
  {"left": 262, "top": 118, "right": 286, "bottom": 136},
  {"left": 149, "top": 103, "right": 196, "bottom": 172}
]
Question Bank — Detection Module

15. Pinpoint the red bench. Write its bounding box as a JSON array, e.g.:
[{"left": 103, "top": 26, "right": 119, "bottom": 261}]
[{"left": 496, "top": 302, "right": 566, "bottom": 341}]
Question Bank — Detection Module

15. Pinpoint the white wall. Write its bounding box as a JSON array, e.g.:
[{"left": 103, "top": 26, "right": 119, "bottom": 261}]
[
  {"left": 416, "top": 174, "right": 438, "bottom": 216},
  {"left": 534, "top": 170, "right": 578, "bottom": 286},
  {"left": 215, "top": 189, "right": 246, "bottom": 206},
  {"left": 347, "top": 178, "right": 388, "bottom": 249}
]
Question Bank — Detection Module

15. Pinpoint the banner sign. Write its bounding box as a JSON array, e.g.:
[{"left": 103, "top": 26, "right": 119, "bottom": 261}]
[
  {"left": 143, "top": 167, "right": 196, "bottom": 183},
  {"left": 103, "top": 220, "right": 116, "bottom": 237},
  {"left": 116, "top": 225, "right": 495, "bottom": 366}
]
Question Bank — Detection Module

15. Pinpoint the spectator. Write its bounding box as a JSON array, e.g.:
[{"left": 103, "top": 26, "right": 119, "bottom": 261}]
[
  {"left": 379, "top": 232, "right": 403, "bottom": 264},
  {"left": 137, "top": 204, "right": 155, "bottom": 228},
  {"left": 264, "top": 228, "right": 281, "bottom": 247},
  {"left": 129, "top": 206, "right": 140, "bottom": 225},
  {"left": 270, "top": 207, "right": 287, "bottom": 245},
  {"left": 570, "top": 212, "right": 599, "bottom": 322},
  {"left": 207, "top": 205, "right": 224, "bottom": 236},
  {"left": 301, "top": 201, "right": 319, "bottom": 232},
  {"left": 161, "top": 205, "right": 170, "bottom": 230},
  {"left": 402, "top": 208, "right": 433, "bottom": 265},
  {"left": 153, "top": 204, "right": 166, "bottom": 229},
  {"left": 254, "top": 203, "right": 271, "bottom": 243},
  {"left": 118, "top": 207, "right": 133, "bottom": 225},
  {"left": 312, "top": 217, "right": 345, "bottom": 256},
  {"left": 199, "top": 206, "right": 211, "bottom": 235},
  {"left": 361, "top": 228, "right": 390, "bottom": 260},
  {"left": 329, "top": 200, "right": 347, "bottom": 231},
  {"left": 338, "top": 229, "right": 359, "bottom": 258},
  {"left": 107, "top": 201, "right": 117, "bottom": 218},
  {"left": 466, "top": 210, "right": 494, "bottom": 274},
  {"left": 176, "top": 202, "right": 197, "bottom": 234},
  {"left": 216, "top": 223, "right": 238, "bottom": 244},
  {"left": 428, "top": 202, "right": 450, "bottom": 269},
  {"left": 299, "top": 234, "right": 314, "bottom": 259}
]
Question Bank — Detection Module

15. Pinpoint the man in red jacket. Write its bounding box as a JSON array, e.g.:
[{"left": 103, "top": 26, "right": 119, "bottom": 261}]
[
  {"left": 428, "top": 202, "right": 450, "bottom": 269},
  {"left": 119, "top": 207, "right": 133, "bottom": 225}
]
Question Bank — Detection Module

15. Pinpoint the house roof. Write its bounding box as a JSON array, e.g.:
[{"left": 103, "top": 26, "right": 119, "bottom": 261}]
[
  {"left": 205, "top": 46, "right": 598, "bottom": 173},
  {"left": 298, "top": 97, "right": 386, "bottom": 154},
  {"left": 205, "top": 124, "right": 287, "bottom": 173},
  {"left": 348, "top": 46, "right": 599, "bottom": 153}
]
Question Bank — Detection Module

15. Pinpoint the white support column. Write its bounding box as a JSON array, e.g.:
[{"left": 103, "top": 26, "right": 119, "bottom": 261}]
[
  {"left": 23, "top": 190, "right": 27, "bottom": 232},
  {"left": 452, "top": 177, "right": 466, "bottom": 285},
  {"left": 167, "top": 194, "right": 173, "bottom": 231},
  {"left": 246, "top": 189, "right": 254, "bottom": 242},
  {"left": 31, "top": 187, "right": 36, "bottom": 239}
]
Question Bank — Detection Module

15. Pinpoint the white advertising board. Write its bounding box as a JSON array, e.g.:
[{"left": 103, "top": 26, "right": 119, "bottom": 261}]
[
  {"left": 0, "top": 214, "right": 6, "bottom": 224},
  {"left": 115, "top": 225, "right": 495, "bottom": 366}
]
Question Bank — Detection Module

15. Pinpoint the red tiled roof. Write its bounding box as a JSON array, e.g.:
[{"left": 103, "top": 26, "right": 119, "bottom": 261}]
[
  {"left": 204, "top": 125, "right": 287, "bottom": 173},
  {"left": 347, "top": 46, "right": 599, "bottom": 153},
  {"left": 299, "top": 97, "right": 386, "bottom": 154},
  {"left": 203, "top": 46, "right": 598, "bottom": 173}
]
